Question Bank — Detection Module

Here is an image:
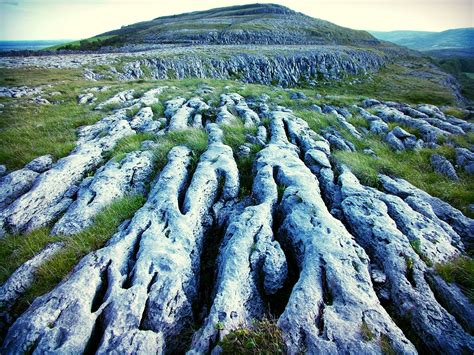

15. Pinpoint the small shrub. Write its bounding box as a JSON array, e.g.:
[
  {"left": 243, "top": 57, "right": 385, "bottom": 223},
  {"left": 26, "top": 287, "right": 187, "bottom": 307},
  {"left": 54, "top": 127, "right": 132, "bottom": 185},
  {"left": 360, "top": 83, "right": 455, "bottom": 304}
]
[
  {"left": 277, "top": 184, "right": 286, "bottom": 204},
  {"left": 220, "top": 319, "right": 285, "bottom": 354},
  {"left": 409, "top": 239, "right": 421, "bottom": 255}
]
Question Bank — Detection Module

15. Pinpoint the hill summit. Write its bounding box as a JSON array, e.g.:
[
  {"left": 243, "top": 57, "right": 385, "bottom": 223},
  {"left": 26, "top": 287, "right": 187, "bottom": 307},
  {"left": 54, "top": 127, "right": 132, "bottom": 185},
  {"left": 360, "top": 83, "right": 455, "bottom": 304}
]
[{"left": 72, "top": 3, "right": 379, "bottom": 49}]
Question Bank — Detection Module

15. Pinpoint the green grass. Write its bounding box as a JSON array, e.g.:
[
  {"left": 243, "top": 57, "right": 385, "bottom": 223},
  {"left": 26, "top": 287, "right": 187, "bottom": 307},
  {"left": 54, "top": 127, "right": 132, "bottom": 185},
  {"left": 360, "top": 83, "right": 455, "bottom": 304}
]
[
  {"left": 220, "top": 319, "right": 285, "bottom": 354},
  {"left": 435, "top": 256, "right": 474, "bottom": 302},
  {"left": 109, "top": 128, "right": 209, "bottom": 172},
  {"left": 333, "top": 136, "right": 474, "bottom": 217},
  {"left": 442, "top": 106, "right": 467, "bottom": 119},
  {"left": 360, "top": 320, "right": 375, "bottom": 342},
  {"left": 221, "top": 121, "right": 262, "bottom": 197},
  {"left": 0, "top": 68, "right": 131, "bottom": 170},
  {"left": 0, "top": 195, "right": 145, "bottom": 314},
  {"left": 48, "top": 35, "right": 119, "bottom": 51},
  {"left": 311, "top": 64, "right": 457, "bottom": 106}
]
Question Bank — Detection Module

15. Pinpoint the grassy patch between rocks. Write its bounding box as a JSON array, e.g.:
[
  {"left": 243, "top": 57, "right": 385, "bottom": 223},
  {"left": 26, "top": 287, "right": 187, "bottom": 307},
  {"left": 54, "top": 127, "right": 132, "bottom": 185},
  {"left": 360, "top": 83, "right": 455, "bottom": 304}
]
[
  {"left": 435, "top": 256, "right": 474, "bottom": 302},
  {"left": 220, "top": 319, "right": 285, "bottom": 354},
  {"left": 221, "top": 121, "right": 262, "bottom": 197},
  {"left": 333, "top": 136, "right": 474, "bottom": 217},
  {"left": 0, "top": 195, "right": 145, "bottom": 315}
]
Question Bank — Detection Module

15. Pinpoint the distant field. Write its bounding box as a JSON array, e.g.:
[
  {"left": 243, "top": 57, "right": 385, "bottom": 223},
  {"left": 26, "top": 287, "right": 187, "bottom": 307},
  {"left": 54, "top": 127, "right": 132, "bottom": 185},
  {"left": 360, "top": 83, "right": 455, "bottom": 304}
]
[{"left": 464, "top": 72, "right": 474, "bottom": 79}]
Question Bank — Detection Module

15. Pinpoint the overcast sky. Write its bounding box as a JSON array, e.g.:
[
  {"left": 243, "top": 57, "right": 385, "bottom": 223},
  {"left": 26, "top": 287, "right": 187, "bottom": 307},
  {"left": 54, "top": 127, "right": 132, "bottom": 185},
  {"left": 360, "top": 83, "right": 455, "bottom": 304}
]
[{"left": 0, "top": 0, "right": 472, "bottom": 40}]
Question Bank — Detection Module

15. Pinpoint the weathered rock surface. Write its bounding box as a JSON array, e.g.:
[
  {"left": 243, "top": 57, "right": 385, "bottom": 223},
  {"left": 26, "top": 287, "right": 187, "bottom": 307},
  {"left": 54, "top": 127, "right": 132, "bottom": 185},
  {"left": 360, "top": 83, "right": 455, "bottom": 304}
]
[
  {"left": 0, "top": 110, "right": 136, "bottom": 236},
  {"left": 78, "top": 92, "right": 95, "bottom": 105},
  {"left": 456, "top": 147, "right": 474, "bottom": 174},
  {"left": 166, "top": 97, "right": 209, "bottom": 131},
  {"left": 340, "top": 170, "right": 473, "bottom": 353},
  {"left": 24, "top": 155, "right": 54, "bottom": 173},
  {"left": 0, "top": 168, "right": 39, "bottom": 212},
  {"left": 431, "top": 154, "right": 459, "bottom": 181},
  {"left": 0, "top": 86, "right": 43, "bottom": 98},
  {"left": 0, "top": 242, "right": 64, "bottom": 311},
  {"left": 380, "top": 174, "right": 474, "bottom": 250},
  {"left": 51, "top": 150, "right": 155, "bottom": 235},
  {"left": 1, "top": 91, "right": 473, "bottom": 354}
]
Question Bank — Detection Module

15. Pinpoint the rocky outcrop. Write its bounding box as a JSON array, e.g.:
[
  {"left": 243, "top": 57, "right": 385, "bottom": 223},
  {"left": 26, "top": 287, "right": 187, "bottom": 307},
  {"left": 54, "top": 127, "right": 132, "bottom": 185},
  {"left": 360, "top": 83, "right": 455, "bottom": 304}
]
[
  {"left": 456, "top": 147, "right": 474, "bottom": 174},
  {"left": 51, "top": 150, "right": 155, "bottom": 235},
  {"left": 431, "top": 154, "right": 459, "bottom": 181},
  {"left": 0, "top": 242, "right": 64, "bottom": 312},
  {"left": 340, "top": 170, "right": 473, "bottom": 353},
  {"left": 114, "top": 47, "right": 386, "bottom": 87},
  {"left": 1, "top": 91, "right": 473, "bottom": 354}
]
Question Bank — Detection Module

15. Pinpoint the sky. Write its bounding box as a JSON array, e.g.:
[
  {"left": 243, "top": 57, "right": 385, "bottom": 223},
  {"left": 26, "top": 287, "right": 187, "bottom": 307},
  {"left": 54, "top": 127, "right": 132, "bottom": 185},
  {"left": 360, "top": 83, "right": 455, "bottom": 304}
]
[{"left": 0, "top": 0, "right": 472, "bottom": 40}]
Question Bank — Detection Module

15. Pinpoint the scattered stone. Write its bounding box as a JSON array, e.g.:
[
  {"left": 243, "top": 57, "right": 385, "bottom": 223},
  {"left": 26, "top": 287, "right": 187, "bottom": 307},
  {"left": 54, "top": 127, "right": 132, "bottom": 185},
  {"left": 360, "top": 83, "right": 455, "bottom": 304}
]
[
  {"left": 431, "top": 154, "right": 459, "bottom": 181},
  {"left": 290, "top": 92, "right": 307, "bottom": 100},
  {"left": 140, "top": 140, "right": 159, "bottom": 150},
  {"left": 237, "top": 145, "right": 251, "bottom": 157},
  {"left": 363, "top": 98, "right": 380, "bottom": 107},
  {"left": 0, "top": 86, "right": 42, "bottom": 98},
  {"left": 363, "top": 148, "right": 377, "bottom": 157},
  {"left": 385, "top": 131, "right": 405, "bottom": 151},
  {"left": 0, "top": 165, "right": 6, "bottom": 177},
  {"left": 456, "top": 147, "right": 474, "bottom": 174},
  {"left": 32, "top": 97, "right": 51, "bottom": 105},
  {"left": 25, "top": 155, "right": 54, "bottom": 173},
  {"left": 77, "top": 92, "right": 95, "bottom": 105}
]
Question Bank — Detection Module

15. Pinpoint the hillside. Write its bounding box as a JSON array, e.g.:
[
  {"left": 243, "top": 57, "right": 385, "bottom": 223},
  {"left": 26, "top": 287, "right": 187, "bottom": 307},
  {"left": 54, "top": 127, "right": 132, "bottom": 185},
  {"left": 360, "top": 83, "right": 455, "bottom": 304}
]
[
  {"left": 370, "top": 28, "right": 474, "bottom": 51},
  {"left": 56, "top": 3, "right": 379, "bottom": 50}
]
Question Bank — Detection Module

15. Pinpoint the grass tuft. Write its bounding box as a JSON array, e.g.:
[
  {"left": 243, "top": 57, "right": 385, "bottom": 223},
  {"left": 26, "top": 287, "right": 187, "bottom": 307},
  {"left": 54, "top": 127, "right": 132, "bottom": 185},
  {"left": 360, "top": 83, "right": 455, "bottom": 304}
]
[
  {"left": 221, "top": 121, "right": 262, "bottom": 197},
  {"left": 360, "top": 320, "right": 375, "bottom": 342},
  {"left": 220, "top": 318, "right": 285, "bottom": 354},
  {"left": 435, "top": 256, "right": 474, "bottom": 302}
]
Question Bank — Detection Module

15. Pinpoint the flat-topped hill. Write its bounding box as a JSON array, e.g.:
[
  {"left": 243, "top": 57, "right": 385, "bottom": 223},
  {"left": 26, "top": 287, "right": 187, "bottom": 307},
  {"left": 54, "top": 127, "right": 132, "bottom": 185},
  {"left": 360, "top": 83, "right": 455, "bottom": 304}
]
[{"left": 56, "top": 3, "right": 379, "bottom": 50}]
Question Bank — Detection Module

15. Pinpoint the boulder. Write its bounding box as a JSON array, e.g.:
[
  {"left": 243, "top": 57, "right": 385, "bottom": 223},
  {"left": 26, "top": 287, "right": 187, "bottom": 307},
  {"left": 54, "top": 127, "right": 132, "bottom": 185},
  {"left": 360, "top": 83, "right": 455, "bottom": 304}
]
[
  {"left": 431, "top": 154, "right": 459, "bottom": 181},
  {"left": 25, "top": 155, "right": 54, "bottom": 173},
  {"left": 385, "top": 131, "right": 405, "bottom": 151}
]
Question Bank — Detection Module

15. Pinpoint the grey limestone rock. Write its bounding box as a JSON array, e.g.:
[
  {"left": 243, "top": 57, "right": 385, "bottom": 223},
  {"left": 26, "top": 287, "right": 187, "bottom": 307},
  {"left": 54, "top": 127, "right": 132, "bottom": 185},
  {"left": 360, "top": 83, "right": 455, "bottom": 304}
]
[
  {"left": 0, "top": 112, "right": 136, "bottom": 235},
  {"left": 3, "top": 125, "right": 239, "bottom": 354},
  {"left": 340, "top": 170, "right": 474, "bottom": 353},
  {"left": 456, "top": 147, "right": 474, "bottom": 174},
  {"left": 0, "top": 168, "right": 39, "bottom": 212},
  {"left": 0, "top": 242, "right": 64, "bottom": 311},
  {"left": 259, "top": 114, "right": 416, "bottom": 354},
  {"left": 51, "top": 150, "right": 155, "bottom": 235},
  {"left": 25, "top": 154, "right": 54, "bottom": 173},
  {"left": 77, "top": 92, "right": 95, "bottom": 105},
  {"left": 379, "top": 174, "right": 474, "bottom": 250},
  {"left": 95, "top": 89, "right": 135, "bottom": 110},
  {"left": 431, "top": 154, "right": 459, "bottom": 181},
  {"left": 385, "top": 131, "right": 405, "bottom": 151}
]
